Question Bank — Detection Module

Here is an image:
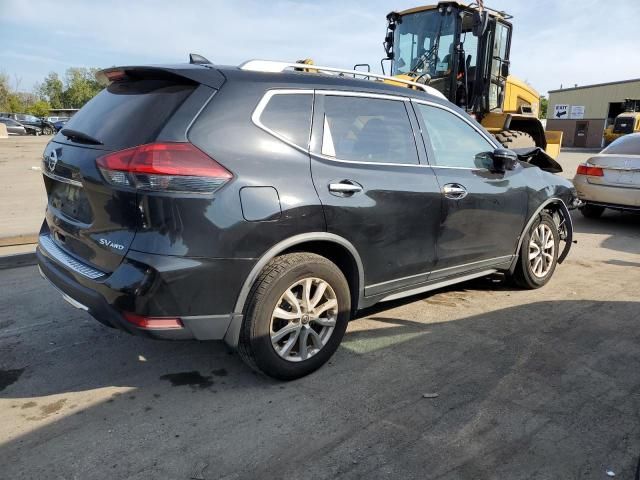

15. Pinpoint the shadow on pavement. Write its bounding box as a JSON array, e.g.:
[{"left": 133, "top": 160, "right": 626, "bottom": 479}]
[
  {"left": 2, "top": 294, "right": 640, "bottom": 479},
  {"left": 572, "top": 209, "right": 640, "bottom": 255}
]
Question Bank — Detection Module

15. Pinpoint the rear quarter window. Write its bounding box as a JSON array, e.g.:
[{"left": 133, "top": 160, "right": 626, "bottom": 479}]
[
  {"left": 59, "top": 79, "right": 196, "bottom": 150},
  {"left": 256, "top": 92, "right": 313, "bottom": 149},
  {"left": 602, "top": 134, "right": 640, "bottom": 155}
]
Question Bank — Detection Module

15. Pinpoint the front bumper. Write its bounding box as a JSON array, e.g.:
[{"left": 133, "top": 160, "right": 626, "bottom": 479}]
[{"left": 37, "top": 234, "right": 253, "bottom": 341}]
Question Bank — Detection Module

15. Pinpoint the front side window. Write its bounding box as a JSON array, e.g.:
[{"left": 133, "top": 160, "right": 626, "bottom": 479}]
[
  {"left": 321, "top": 95, "right": 418, "bottom": 165},
  {"left": 258, "top": 92, "right": 313, "bottom": 148},
  {"left": 415, "top": 103, "right": 495, "bottom": 168}
]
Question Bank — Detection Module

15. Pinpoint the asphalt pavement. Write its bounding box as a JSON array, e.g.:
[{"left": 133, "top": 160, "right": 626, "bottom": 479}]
[{"left": 1, "top": 208, "right": 639, "bottom": 479}]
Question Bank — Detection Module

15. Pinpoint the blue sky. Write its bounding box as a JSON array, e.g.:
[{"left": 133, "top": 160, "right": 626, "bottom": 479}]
[{"left": 1, "top": 0, "right": 639, "bottom": 96}]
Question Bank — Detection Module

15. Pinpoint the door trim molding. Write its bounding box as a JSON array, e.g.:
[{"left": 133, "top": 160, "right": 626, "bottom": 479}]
[{"left": 365, "top": 255, "right": 514, "bottom": 297}]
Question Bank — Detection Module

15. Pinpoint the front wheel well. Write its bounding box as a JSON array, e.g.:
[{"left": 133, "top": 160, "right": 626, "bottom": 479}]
[{"left": 281, "top": 240, "right": 361, "bottom": 314}]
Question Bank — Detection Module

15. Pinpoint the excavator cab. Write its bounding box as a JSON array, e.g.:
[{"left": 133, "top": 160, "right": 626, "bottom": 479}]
[
  {"left": 385, "top": 2, "right": 512, "bottom": 115},
  {"left": 383, "top": 2, "right": 563, "bottom": 158}
]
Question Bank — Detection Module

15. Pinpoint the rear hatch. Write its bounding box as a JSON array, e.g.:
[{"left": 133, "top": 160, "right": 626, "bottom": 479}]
[{"left": 42, "top": 73, "right": 200, "bottom": 273}]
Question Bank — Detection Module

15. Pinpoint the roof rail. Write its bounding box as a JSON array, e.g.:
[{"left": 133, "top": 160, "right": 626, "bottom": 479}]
[{"left": 238, "top": 60, "right": 446, "bottom": 100}]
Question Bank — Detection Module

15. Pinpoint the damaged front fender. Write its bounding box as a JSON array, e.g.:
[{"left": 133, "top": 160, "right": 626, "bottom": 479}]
[{"left": 512, "top": 147, "right": 563, "bottom": 174}]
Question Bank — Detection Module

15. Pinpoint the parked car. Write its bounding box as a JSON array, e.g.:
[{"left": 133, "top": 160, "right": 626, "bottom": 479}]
[
  {"left": 0, "top": 116, "right": 41, "bottom": 135},
  {"left": 0, "top": 113, "right": 55, "bottom": 135},
  {"left": 0, "top": 117, "right": 28, "bottom": 135},
  {"left": 37, "top": 60, "right": 578, "bottom": 380},
  {"left": 573, "top": 133, "right": 640, "bottom": 217}
]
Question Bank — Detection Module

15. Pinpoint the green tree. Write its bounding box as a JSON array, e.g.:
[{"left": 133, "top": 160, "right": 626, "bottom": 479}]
[
  {"left": 28, "top": 99, "right": 51, "bottom": 117},
  {"left": 0, "top": 73, "right": 12, "bottom": 112},
  {"left": 539, "top": 95, "right": 548, "bottom": 119},
  {"left": 63, "top": 67, "right": 102, "bottom": 108},
  {"left": 37, "top": 72, "right": 65, "bottom": 109}
]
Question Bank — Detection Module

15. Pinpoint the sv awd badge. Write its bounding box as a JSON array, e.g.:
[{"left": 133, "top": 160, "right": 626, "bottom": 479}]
[{"left": 99, "top": 239, "right": 125, "bottom": 250}]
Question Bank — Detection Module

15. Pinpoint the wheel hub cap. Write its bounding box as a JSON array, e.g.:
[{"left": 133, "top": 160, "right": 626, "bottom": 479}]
[{"left": 269, "top": 277, "right": 338, "bottom": 362}]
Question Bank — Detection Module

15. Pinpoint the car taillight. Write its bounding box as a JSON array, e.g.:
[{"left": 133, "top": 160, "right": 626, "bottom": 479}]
[
  {"left": 96, "top": 142, "right": 232, "bottom": 193},
  {"left": 576, "top": 163, "right": 604, "bottom": 177}
]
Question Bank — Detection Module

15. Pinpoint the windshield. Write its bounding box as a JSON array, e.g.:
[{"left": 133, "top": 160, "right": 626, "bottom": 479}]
[{"left": 393, "top": 10, "right": 456, "bottom": 82}]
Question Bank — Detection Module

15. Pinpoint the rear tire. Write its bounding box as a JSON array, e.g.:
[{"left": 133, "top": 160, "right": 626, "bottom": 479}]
[
  {"left": 580, "top": 204, "right": 605, "bottom": 219},
  {"left": 513, "top": 212, "right": 559, "bottom": 289},
  {"left": 238, "top": 252, "right": 350, "bottom": 380},
  {"left": 494, "top": 130, "right": 536, "bottom": 149}
]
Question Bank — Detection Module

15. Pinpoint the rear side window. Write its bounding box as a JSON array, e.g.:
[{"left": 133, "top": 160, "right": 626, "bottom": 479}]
[
  {"left": 258, "top": 92, "right": 313, "bottom": 148},
  {"left": 415, "top": 103, "right": 495, "bottom": 168},
  {"left": 321, "top": 95, "right": 418, "bottom": 165},
  {"left": 61, "top": 79, "right": 195, "bottom": 150},
  {"left": 602, "top": 134, "right": 640, "bottom": 155}
]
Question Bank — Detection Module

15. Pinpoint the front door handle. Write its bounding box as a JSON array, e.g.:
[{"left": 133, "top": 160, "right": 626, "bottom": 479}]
[
  {"left": 328, "top": 180, "right": 363, "bottom": 196},
  {"left": 442, "top": 183, "right": 468, "bottom": 200}
]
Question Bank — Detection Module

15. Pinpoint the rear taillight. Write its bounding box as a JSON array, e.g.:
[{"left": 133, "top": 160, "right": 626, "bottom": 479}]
[
  {"left": 96, "top": 142, "right": 232, "bottom": 193},
  {"left": 576, "top": 163, "right": 604, "bottom": 177}
]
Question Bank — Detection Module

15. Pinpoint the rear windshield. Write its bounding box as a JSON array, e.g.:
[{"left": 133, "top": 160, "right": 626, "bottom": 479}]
[
  {"left": 59, "top": 79, "right": 195, "bottom": 150},
  {"left": 602, "top": 134, "right": 640, "bottom": 155}
]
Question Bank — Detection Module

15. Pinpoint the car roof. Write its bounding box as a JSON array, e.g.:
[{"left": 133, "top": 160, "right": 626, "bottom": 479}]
[
  {"left": 102, "top": 63, "right": 451, "bottom": 107},
  {"left": 216, "top": 65, "right": 449, "bottom": 103}
]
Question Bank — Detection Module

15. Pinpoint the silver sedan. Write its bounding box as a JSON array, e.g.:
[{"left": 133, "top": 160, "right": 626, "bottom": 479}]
[{"left": 573, "top": 133, "right": 640, "bottom": 218}]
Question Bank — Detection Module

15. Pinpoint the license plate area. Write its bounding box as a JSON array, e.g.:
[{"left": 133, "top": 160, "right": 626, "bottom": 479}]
[{"left": 49, "top": 181, "right": 93, "bottom": 224}]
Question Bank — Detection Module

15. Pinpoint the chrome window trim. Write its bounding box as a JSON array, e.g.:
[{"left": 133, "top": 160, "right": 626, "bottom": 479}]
[
  {"left": 42, "top": 169, "right": 83, "bottom": 187},
  {"left": 251, "top": 89, "right": 315, "bottom": 155},
  {"left": 366, "top": 255, "right": 514, "bottom": 289},
  {"left": 252, "top": 88, "right": 431, "bottom": 168},
  {"left": 411, "top": 99, "right": 501, "bottom": 170},
  {"left": 39, "top": 234, "right": 106, "bottom": 280}
]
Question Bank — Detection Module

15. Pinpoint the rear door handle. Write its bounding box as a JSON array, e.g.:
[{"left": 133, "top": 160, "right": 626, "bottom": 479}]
[
  {"left": 328, "top": 180, "right": 363, "bottom": 196},
  {"left": 442, "top": 183, "right": 468, "bottom": 200}
]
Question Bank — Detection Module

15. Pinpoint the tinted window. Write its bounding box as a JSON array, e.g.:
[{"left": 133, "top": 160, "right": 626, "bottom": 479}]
[
  {"left": 602, "top": 134, "right": 640, "bottom": 155},
  {"left": 61, "top": 80, "right": 195, "bottom": 149},
  {"left": 321, "top": 96, "right": 418, "bottom": 164},
  {"left": 259, "top": 93, "right": 312, "bottom": 148},
  {"left": 416, "top": 104, "right": 494, "bottom": 168}
]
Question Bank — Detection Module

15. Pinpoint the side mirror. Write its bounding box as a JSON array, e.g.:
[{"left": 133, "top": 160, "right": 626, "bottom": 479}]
[
  {"left": 501, "top": 62, "right": 510, "bottom": 78},
  {"left": 490, "top": 148, "right": 519, "bottom": 173}
]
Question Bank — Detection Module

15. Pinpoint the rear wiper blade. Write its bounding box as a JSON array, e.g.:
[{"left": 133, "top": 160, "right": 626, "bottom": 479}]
[{"left": 60, "top": 128, "right": 103, "bottom": 145}]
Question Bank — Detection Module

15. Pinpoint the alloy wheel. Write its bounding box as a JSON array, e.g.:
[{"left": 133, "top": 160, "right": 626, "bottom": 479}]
[
  {"left": 270, "top": 277, "right": 338, "bottom": 362},
  {"left": 528, "top": 223, "right": 555, "bottom": 278}
]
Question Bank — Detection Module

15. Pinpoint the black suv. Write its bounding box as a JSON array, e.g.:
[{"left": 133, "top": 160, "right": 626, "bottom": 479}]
[{"left": 37, "top": 60, "right": 576, "bottom": 379}]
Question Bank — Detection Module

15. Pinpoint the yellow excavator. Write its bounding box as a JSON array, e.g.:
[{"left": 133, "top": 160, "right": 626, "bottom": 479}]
[
  {"left": 381, "top": 1, "right": 562, "bottom": 158},
  {"left": 603, "top": 99, "right": 640, "bottom": 146}
]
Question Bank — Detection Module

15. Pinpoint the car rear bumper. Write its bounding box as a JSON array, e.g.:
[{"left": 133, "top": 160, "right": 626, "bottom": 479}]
[
  {"left": 573, "top": 175, "right": 640, "bottom": 209},
  {"left": 37, "top": 234, "right": 253, "bottom": 341}
]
